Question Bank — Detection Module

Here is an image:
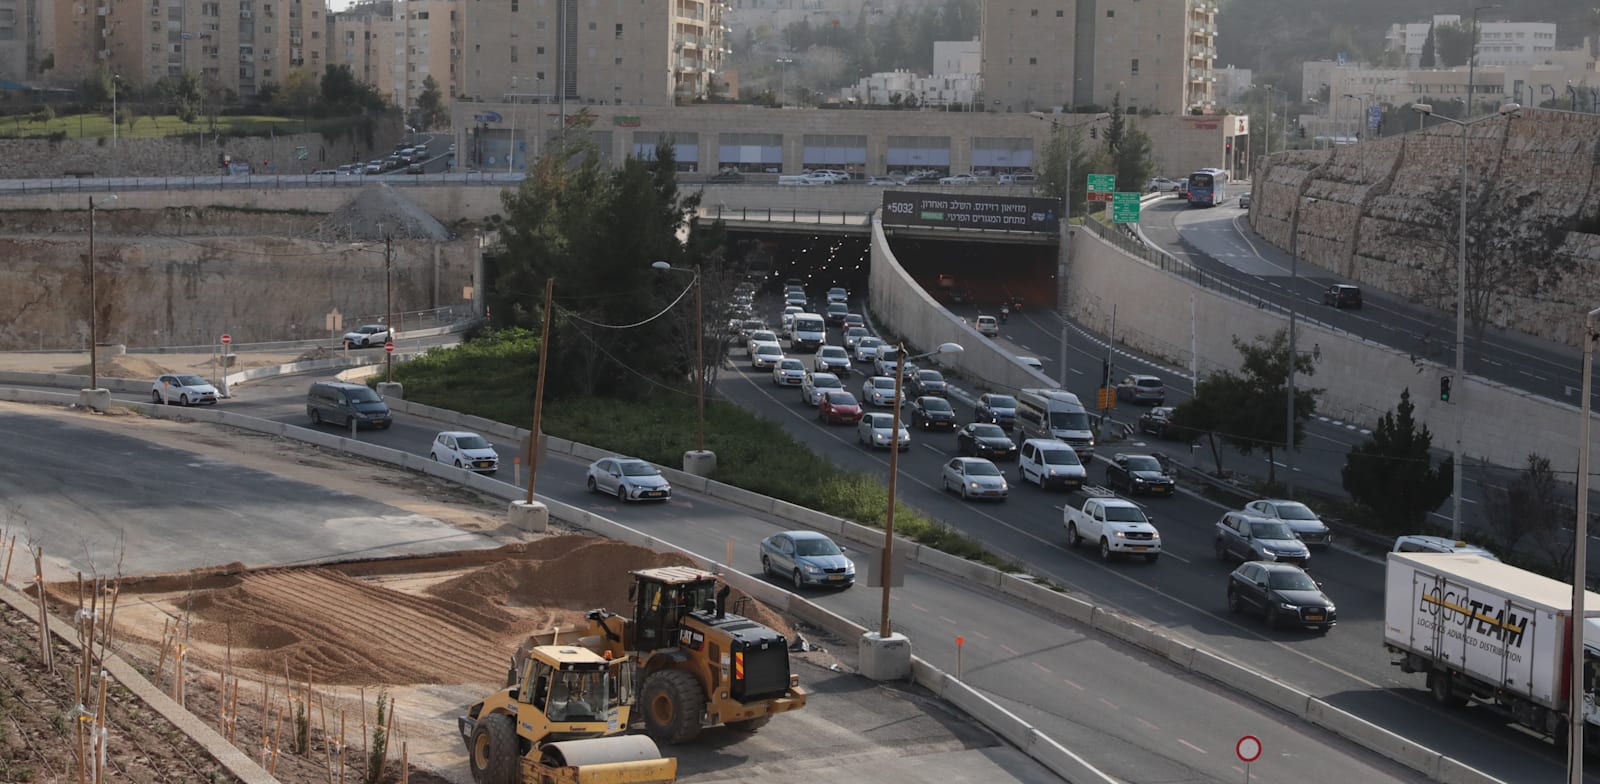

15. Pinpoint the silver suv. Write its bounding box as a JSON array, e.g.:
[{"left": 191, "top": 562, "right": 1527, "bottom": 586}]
[{"left": 1214, "top": 511, "right": 1310, "bottom": 567}]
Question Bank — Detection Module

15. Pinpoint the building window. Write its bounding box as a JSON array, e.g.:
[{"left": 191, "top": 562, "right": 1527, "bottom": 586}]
[
  {"left": 536, "top": 46, "right": 544, "bottom": 54},
  {"left": 588, "top": 21, "right": 596, "bottom": 30},
  {"left": 615, "top": 22, "right": 623, "bottom": 38},
  {"left": 536, "top": 20, "right": 544, "bottom": 29},
  {"left": 1131, "top": 58, "right": 1139, "bottom": 75},
  {"left": 1056, "top": 9, "right": 1063, "bottom": 16},
  {"left": 1106, "top": 9, "right": 1114, "bottom": 17},
  {"left": 536, "top": 71, "right": 545, "bottom": 80},
  {"left": 615, "top": 56, "right": 622, "bottom": 64},
  {"left": 1029, "top": 8, "right": 1037, "bottom": 15},
  {"left": 511, "top": 0, "right": 518, "bottom": 10},
  {"left": 1028, "top": 57, "right": 1036, "bottom": 65},
  {"left": 510, "top": 45, "right": 518, "bottom": 62}
]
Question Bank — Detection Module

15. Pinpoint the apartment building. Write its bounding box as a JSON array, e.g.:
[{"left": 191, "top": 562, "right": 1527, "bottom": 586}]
[
  {"left": 1386, "top": 16, "right": 1557, "bottom": 68},
  {"left": 460, "top": 0, "right": 725, "bottom": 107},
  {"left": 980, "top": 0, "right": 1218, "bottom": 115},
  {"left": 329, "top": 0, "right": 456, "bottom": 113}
]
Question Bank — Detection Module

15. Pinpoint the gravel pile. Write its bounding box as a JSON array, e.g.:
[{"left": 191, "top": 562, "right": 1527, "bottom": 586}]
[{"left": 311, "top": 183, "right": 453, "bottom": 242}]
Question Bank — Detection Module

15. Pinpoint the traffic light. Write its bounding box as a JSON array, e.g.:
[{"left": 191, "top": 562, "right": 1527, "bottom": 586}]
[
  {"left": 1298, "top": 126, "right": 1306, "bottom": 139},
  {"left": 1102, "top": 359, "right": 1113, "bottom": 386},
  {"left": 1090, "top": 127, "right": 1098, "bottom": 139},
  {"left": 1440, "top": 376, "right": 1452, "bottom": 402}
]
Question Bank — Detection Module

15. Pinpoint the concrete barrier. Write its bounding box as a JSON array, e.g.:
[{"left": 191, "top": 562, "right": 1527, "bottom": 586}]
[
  {"left": 702, "top": 480, "right": 778, "bottom": 514},
  {"left": 767, "top": 499, "right": 846, "bottom": 535},
  {"left": 1023, "top": 729, "right": 1121, "bottom": 784},
  {"left": 914, "top": 544, "right": 1002, "bottom": 590},
  {"left": 997, "top": 575, "right": 1095, "bottom": 624},
  {"left": 657, "top": 466, "right": 709, "bottom": 494},
  {"left": 1188, "top": 648, "right": 1312, "bottom": 718},
  {"left": 937, "top": 674, "right": 1036, "bottom": 749},
  {"left": 569, "top": 442, "right": 612, "bottom": 462},
  {"left": 1304, "top": 699, "right": 1444, "bottom": 780},
  {"left": 1436, "top": 754, "right": 1511, "bottom": 784}
]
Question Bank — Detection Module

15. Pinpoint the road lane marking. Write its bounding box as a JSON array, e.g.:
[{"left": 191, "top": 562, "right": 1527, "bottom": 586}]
[
  {"left": 1031, "top": 661, "right": 1051, "bottom": 674},
  {"left": 999, "top": 644, "right": 1020, "bottom": 656},
  {"left": 910, "top": 603, "right": 928, "bottom": 613},
  {"left": 1097, "top": 697, "right": 1119, "bottom": 710},
  {"left": 1178, "top": 739, "right": 1207, "bottom": 755},
  {"left": 1134, "top": 717, "right": 1160, "bottom": 732},
  {"left": 1062, "top": 678, "right": 1084, "bottom": 690},
  {"left": 940, "top": 616, "right": 959, "bottom": 625}
]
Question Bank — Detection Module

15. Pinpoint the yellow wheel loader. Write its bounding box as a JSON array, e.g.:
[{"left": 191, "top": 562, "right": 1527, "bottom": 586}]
[
  {"left": 578, "top": 566, "right": 808, "bottom": 744},
  {"left": 458, "top": 644, "right": 677, "bottom": 784}
]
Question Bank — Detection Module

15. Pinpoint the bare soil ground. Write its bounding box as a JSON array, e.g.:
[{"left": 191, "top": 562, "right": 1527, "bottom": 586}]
[
  {"left": 0, "top": 351, "right": 304, "bottom": 380},
  {"left": 0, "top": 405, "right": 812, "bottom": 783}
]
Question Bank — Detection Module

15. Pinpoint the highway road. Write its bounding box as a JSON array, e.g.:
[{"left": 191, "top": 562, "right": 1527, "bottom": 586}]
[{"left": 102, "top": 370, "right": 1426, "bottom": 784}]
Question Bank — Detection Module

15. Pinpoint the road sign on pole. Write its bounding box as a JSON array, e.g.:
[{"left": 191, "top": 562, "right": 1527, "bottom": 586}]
[
  {"left": 1236, "top": 735, "right": 1261, "bottom": 762},
  {"left": 1112, "top": 192, "right": 1142, "bottom": 223},
  {"left": 1087, "top": 173, "right": 1116, "bottom": 202},
  {"left": 220, "top": 334, "right": 232, "bottom": 345},
  {"left": 384, "top": 341, "right": 396, "bottom": 354}
]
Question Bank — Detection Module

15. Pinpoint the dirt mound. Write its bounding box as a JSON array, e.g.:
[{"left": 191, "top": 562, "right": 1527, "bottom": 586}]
[
  {"left": 186, "top": 569, "right": 529, "bottom": 685},
  {"left": 66, "top": 354, "right": 172, "bottom": 379},
  {"left": 311, "top": 184, "right": 451, "bottom": 242},
  {"left": 295, "top": 346, "right": 336, "bottom": 362},
  {"left": 428, "top": 539, "right": 696, "bottom": 613}
]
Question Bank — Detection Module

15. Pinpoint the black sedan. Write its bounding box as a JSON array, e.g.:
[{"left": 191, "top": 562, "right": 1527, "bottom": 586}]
[
  {"left": 975, "top": 393, "right": 1018, "bottom": 430},
  {"left": 956, "top": 423, "right": 1018, "bottom": 461},
  {"left": 910, "top": 396, "right": 959, "bottom": 431},
  {"left": 1104, "top": 453, "right": 1174, "bottom": 496},
  {"left": 1226, "top": 561, "right": 1336, "bottom": 633},
  {"left": 1138, "top": 406, "right": 1181, "bottom": 439},
  {"left": 909, "top": 369, "right": 948, "bottom": 397}
]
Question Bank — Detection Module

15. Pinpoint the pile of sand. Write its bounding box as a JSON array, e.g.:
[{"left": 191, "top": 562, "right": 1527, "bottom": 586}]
[
  {"left": 66, "top": 355, "right": 173, "bottom": 379},
  {"left": 310, "top": 184, "right": 452, "bottom": 242},
  {"left": 295, "top": 346, "right": 336, "bottom": 362}
]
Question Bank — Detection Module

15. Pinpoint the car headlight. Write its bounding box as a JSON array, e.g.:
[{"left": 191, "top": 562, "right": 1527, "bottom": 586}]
[
  {"left": 1280, "top": 603, "right": 1298, "bottom": 611},
  {"left": 802, "top": 564, "right": 823, "bottom": 574},
  {"left": 969, "top": 482, "right": 980, "bottom": 489},
  {"left": 874, "top": 433, "right": 887, "bottom": 442},
  {"left": 1258, "top": 550, "right": 1277, "bottom": 560},
  {"left": 1113, "top": 530, "right": 1127, "bottom": 538},
  {"left": 1133, "top": 477, "right": 1147, "bottom": 484},
  {"left": 1325, "top": 605, "right": 1336, "bottom": 613}
]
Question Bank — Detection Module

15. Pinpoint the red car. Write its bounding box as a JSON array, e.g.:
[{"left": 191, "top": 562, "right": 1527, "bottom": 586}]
[{"left": 818, "top": 390, "right": 864, "bottom": 425}]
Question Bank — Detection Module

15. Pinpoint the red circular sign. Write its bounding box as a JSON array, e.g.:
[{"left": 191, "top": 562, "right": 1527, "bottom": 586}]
[
  {"left": 1236, "top": 735, "right": 1262, "bottom": 763},
  {"left": 384, "top": 341, "right": 396, "bottom": 354},
  {"left": 220, "top": 334, "right": 232, "bottom": 345}
]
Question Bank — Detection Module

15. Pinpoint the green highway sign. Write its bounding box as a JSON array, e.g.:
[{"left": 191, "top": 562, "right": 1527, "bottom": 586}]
[
  {"left": 1112, "top": 191, "right": 1141, "bottom": 223},
  {"left": 1087, "top": 174, "right": 1116, "bottom": 201}
]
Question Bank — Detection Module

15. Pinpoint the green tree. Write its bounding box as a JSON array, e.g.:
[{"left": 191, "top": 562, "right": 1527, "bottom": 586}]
[
  {"left": 1341, "top": 388, "right": 1453, "bottom": 530},
  {"left": 273, "top": 67, "right": 320, "bottom": 116},
  {"left": 319, "top": 64, "right": 386, "bottom": 113},
  {"left": 416, "top": 75, "right": 447, "bottom": 131},
  {"left": 1477, "top": 454, "right": 1560, "bottom": 560},
  {"left": 1419, "top": 24, "right": 1437, "bottom": 68},
  {"left": 1099, "top": 94, "right": 1153, "bottom": 193},
  {"left": 1172, "top": 331, "right": 1319, "bottom": 485},
  {"left": 157, "top": 72, "right": 203, "bottom": 123},
  {"left": 1169, "top": 371, "right": 1250, "bottom": 475},
  {"left": 1434, "top": 21, "right": 1475, "bottom": 68},
  {"left": 1036, "top": 123, "right": 1105, "bottom": 219}
]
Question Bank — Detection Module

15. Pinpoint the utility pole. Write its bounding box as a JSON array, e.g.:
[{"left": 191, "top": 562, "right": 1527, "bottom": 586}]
[
  {"left": 526, "top": 278, "right": 555, "bottom": 501},
  {"left": 384, "top": 232, "right": 393, "bottom": 383}
]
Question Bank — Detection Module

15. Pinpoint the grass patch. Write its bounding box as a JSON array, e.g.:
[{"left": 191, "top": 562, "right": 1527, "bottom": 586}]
[
  {"left": 385, "top": 330, "right": 1018, "bottom": 571},
  {"left": 0, "top": 113, "right": 353, "bottom": 140}
]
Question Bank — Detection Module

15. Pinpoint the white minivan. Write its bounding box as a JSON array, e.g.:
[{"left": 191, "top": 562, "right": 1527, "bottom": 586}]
[
  {"left": 1016, "top": 438, "right": 1086, "bottom": 491},
  {"left": 1016, "top": 388, "right": 1096, "bottom": 459}
]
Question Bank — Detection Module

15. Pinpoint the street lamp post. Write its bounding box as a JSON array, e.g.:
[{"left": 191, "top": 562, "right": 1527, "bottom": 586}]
[
  {"left": 1571, "top": 305, "right": 1600, "bottom": 784},
  {"left": 652, "top": 261, "right": 711, "bottom": 472},
  {"left": 1029, "top": 112, "right": 1109, "bottom": 388},
  {"left": 1411, "top": 100, "right": 1521, "bottom": 538},
  {"left": 87, "top": 194, "right": 118, "bottom": 392},
  {"left": 384, "top": 232, "right": 394, "bottom": 383},
  {"left": 876, "top": 341, "right": 963, "bottom": 644},
  {"left": 526, "top": 278, "right": 556, "bottom": 502}
]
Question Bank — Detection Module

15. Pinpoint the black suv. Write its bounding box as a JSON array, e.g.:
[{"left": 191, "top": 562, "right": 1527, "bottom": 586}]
[
  {"left": 1104, "top": 453, "right": 1174, "bottom": 496},
  {"left": 1323, "top": 284, "right": 1362, "bottom": 309},
  {"left": 1227, "top": 561, "right": 1335, "bottom": 633},
  {"left": 306, "top": 381, "right": 392, "bottom": 430},
  {"left": 910, "top": 396, "right": 958, "bottom": 431},
  {"left": 1214, "top": 512, "right": 1310, "bottom": 567},
  {"left": 976, "top": 393, "right": 1018, "bottom": 430}
]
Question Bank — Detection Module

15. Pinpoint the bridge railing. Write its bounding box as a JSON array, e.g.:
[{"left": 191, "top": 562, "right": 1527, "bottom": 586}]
[
  {"left": 1081, "top": 216, "right": 1296, "bottom": 320},
  {"left": 699, "top": 205, "right": 873, "bottom": 226}
]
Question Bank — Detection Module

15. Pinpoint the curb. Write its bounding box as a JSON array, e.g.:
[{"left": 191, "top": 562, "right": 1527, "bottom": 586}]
[{"left": 0, "top": 581, "right": 277, "bottom": 784}]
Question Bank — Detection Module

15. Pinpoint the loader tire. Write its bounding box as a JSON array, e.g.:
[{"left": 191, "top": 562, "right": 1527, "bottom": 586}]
[
  {"left": 467, "top": 713, "right": 518, "bottom": 784},
  {"left": 725, "top": 715, "right": 772, "bottom": 733},
  {"left": 641, "top": 669, "right": 705, "bottom": 745}
]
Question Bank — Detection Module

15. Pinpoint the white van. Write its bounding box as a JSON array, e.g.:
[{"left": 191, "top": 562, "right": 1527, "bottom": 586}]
[
  {"left": 778, "top": 175, "right": 809, "bottom": 186},
  {"left": 790, "top": 313, "right": 827, "bottom": 352},
  {"left": 1015, "top": 388, "right": 1095, "bottom": 459},
  {"left": 1017, "top": 438, "right": 1086, "bottom": 491}
]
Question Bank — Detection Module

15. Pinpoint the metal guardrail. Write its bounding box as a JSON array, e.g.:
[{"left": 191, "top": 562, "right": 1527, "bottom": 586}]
[
  {"left": 702, "top": 205, "right": 873, "bottom": 226},
  {"left": 1081, "top": 216, "right": 1300, "bottom": 320},
  {"left": 0, "top": 172, "right": 529, "bottom": 195}
]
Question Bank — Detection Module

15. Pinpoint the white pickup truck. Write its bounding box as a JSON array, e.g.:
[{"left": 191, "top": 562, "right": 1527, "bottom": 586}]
[{"left": 1063, "top": 490, "right": 1162, "bottom": 562}]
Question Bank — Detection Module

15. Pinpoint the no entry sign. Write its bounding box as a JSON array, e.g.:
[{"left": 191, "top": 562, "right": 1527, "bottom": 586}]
[
  {"left": 220, "top": 334, "right": 232, "bottom": 345},
  {"left": 1236, "top": 735, "right": 1261, "bottom": 763}
]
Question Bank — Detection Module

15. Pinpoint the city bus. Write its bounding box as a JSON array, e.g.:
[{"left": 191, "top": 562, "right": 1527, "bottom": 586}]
[{"left": 1186, "top": 168, "right": 1228, "bottom": 207}]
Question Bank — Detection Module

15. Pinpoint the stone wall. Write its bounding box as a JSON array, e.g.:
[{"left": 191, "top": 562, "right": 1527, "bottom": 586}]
[
  {"left": 0, "top": 117, "right": 404, "bottom": 179},
  {"left": 1252, "top": 108, "right": 1600, "bottom": 347},
  {"left": 0, "top": 234, "right": 477, "bottom": 350},
  {"left": 0, "top": 206, "right": 325, "bottom": 237}
]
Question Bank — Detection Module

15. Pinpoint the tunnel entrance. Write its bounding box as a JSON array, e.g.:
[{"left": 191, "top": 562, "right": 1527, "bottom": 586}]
[{"left": 886, "top": 236, "right": 1057, "bottom": 310}]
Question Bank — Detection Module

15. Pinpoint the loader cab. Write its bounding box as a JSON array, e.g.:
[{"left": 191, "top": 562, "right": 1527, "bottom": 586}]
[{"left": 630, "top": 567, "right": 720, "bottom": 652}]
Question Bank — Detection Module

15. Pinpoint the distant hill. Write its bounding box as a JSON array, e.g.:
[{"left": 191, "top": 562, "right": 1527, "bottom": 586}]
[{"left": 1216, "top": 0, "right": 1596, "bottom": 99}]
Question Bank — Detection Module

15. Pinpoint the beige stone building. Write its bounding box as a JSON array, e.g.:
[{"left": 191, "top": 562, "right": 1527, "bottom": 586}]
[
  {"left": 459, "top": 0, "right": 725, "bottom": 107},
  {"left": 329, "top": 0, "right": 399, "bottom": 100},
  {"left": 981, "top": 0, "right": 1218, "bottom": 115}
]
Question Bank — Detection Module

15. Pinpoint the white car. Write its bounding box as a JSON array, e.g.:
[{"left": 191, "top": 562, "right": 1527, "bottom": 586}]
[
  {"left": 781, "top": 306, "right": 804, "bottom": 331},
  {"left": 941, "top": 457, "right": 1009, "bottom": 501},
  {"left": 802, "top": 371, "right": 844, "bottom": 406},
  {"left": 746, "top": 330, "right": 779, "bottom": 355},
  {"left": 772, "top": 358, "right": 806, "bottom": 386},
  {"left": 342, "top": 324, "right": 393, "bottom": 348},
  {"left": 1017, "top": 356, "right": 1044, "bottom": 371},
  {"left": 939, "top": 174, "right": 978, "bottom": 185},
  {"left": 751, "top": 342, "right": 784, "bottom": 369},
  {"left": 150, "top": 373, "right": 220, "bottom": 406},
  {"left": 365, "top": 160, "right": 384, "bottom": 174},
  {"left": 800, "top": 173, "right": 835, "bottom": 185},
  {"left": 784, "top": 291, "right": 808, "bottom": 308},
  {"left": 430, "top": 431, "right": 499, "bottom": 474},
  {"left": 854, "top": 336, "right": 885, "bottom": 362},
  {"left": 874, "top": 348, "right": 916, "bottom": 377},
  {"left": 857, "top": 412, "right": 910, "bottom": 450},
  {"left": 976, "top": 315, "right": 999, "bottom": 337},
  {"left": 843, "top": 326, "right": 870, "bottom": 351},
  {"left": 861, "top": 376, "right": 901, "bottom": 408},
  {"left": 867, "top": 176, "right": 902, "bottom": 186},
  {"left": 813, "top": 345, "right": 852, "bottom": 374},
  {"left": 586, "top": 457, "right": 672, "bottom": 502}
]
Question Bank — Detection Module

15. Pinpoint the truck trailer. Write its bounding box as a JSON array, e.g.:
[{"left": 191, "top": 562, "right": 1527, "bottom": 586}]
[{"left": 1383, "top": 552, "right": 1600, "bottom": 749}]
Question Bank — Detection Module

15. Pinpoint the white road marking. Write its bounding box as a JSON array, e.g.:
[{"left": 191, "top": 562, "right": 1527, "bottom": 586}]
[{"left": 1178, "top": 739, "right": 1208, "bottom": 755}]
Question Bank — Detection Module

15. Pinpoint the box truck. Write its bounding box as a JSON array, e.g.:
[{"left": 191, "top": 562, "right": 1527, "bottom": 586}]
[{"left": 1384, "top": 552, "right": 1600, "bottom": 749}]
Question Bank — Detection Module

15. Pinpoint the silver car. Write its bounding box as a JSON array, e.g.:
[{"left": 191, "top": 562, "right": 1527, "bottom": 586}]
[
  {"left": 760, "top": 530, "right": 854, "bottom": 589},
  {"left": 745, "top": 330, "right": 779, "bottom": 354},
  {"left": 843, "top": 326, "right": 870, "bottom": 351},
  {"left": 854, "top": 336, "right": 884, "bottom": 362},
  {"left": 802, "top": 371, "right": 844, "bottom": 406},
  {"left": 861, "top": 376, "right": 901, "bottom": 407},
  {"left": 857, "top": 412, "right": 910, "bottom": 450},
  {"left": 772, "top": 358, "right": 806, "bottom": 386},
  {"left": 941, "top": 457, "right": 1009, "bottom": 501},
  {"left": 1244, "top": 499, "right": 1333, "bottom": 549},
  {"left": 751, "top": 342, "right": 784, "bottom": 369},
  {"left": 813, "top": 345, "right": 852, "bottom": 374},
  {"left": 586, "top": 457, "right": 672, "bottom": 502}
]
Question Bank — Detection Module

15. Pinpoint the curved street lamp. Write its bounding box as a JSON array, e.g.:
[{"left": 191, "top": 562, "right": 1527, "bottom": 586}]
[{"left": 651, "top": 261, "right": 707, "bottom": 458}]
